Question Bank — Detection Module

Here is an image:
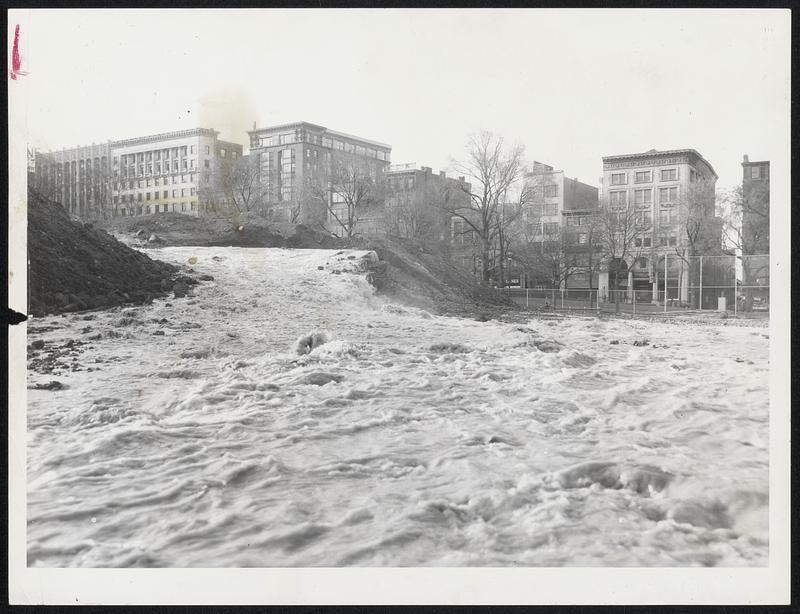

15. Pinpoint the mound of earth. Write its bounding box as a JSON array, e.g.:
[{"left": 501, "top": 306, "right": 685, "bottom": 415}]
[
  {"left": 27, "top": 190, "right": 184, "bottom": 316},
  {"left": 357, "top": 236, "right": 516, "bottom": 317},
  {"left": 96, "top": 211, "right": 350, "bottom": 250}
]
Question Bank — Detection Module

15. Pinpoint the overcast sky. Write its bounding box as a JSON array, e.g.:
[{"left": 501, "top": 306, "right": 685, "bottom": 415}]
[{"left": 14, "top": 8, "right": 790, "bottom": 191}]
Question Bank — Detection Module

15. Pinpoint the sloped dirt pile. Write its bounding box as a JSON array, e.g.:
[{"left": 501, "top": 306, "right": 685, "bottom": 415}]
[
  {"left": 27, "top": 190, "right": 180, "bottom": 316},
  {"left": 359, "top": 236, "right": 515, "bottom": 317}
]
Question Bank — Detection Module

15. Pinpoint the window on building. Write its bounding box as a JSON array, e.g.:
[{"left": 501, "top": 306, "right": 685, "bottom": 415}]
[
  {"left": 204, "top": 145, "right": 210, "bottom": 155},
  {"left": 220, "top": 148, "right": 227, "bottom": 158},
  {"left": 172, "top": 189, "right": 178, "bottom": 197},
  {"left": 154, "top": 190, "right": 159, "bottom": 199},
  {"left": 659, "top": 236, "right": 667, "bottom": 247},
  {"left": 322, "top": 137, "right": 332, "bottom": 148},
  {"left": 634, "top": 189, "right": 652, "bottom": 205},
  {"left": 163, "top": 190, "right": 169, "bottom": 198},
  {"left": 181, "top": 188, "right": 186, "bottom": 197},
  {"left": 137, "top": 193, "right": 142, "bottom": 202},
  {"left": 146, "top": 192, "right": 151, "bottom": 201},
  {"left": 545, "top": 184, "right": 559, "bottom": 198},
  {"left": 659, "top": 208, "right": 672, "bottom": 224},
  {"left": 635, "top": 210, "right": 652, "bottom": 227},
  {"left": 661, "top": 168, "right": 677, "bottom": 181},
  {"left": 278, "top": 134, "right": 294, "bottom": 145},
  {"left": 190, "top": 146, "right": 195, "bottom": 154},
  {"left": 204, "top": 159, "right": 210, "bottom": 169},
  {"left": 750, "top": 166, "right": 760, "bottom": 179},
  {"left": 544, "top": 203, "right": 558, "bottom": 216},
  {"left": 669, "top": 235, "right": 677, "bottom": 246},
  {"left": 543, "top": 222, "right": 559, "bottom": 235},
  {"left": 609, "top": 191, "right": 627, "bottom": 207},
  {"left": 634, "top": 170, "right": 651, "bottom": 183},
  {"left": 155, "top": 163, "right": 161, "bottom": 174},
  {"left": 635, "top": 238, "right": 642, "bottom": 247},
  {"left": 181, "top": 203, "right": 186, "bottom": 212},
  {"left": 577, "top": 233, "right": 588, "bottom": 244},
  {"left": 611, "top": 173, "right": 626, "bottom": 185},
  {"left": 643, "top": 237, "right": 651, "bottom": 247},
  {"left": 190, "top": 187, "right": 196, "bottom": 196},
  {"left": 659, "top": 186, "right": 678, "bottom": 203}
]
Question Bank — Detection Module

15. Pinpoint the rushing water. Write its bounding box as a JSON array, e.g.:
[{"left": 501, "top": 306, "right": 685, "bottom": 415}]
[{"left": 26, "top": 247, "right": 769, "bottom": 567}]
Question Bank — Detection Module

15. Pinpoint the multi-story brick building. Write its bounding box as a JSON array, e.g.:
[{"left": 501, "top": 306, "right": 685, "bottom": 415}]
[
  {"left": 386, "top": 163, "right": 470, "bottom": 241},
  {"left": 598, "top": 148, "right": 720, "bottom": 304},
  {"left": 247, "top": 122, "right": 391, "bottom": 232},
  {"left": 34, "top": 128, "right": 242, "bottom": 220},
  {"left": 741, "top": 154, "right": 770, "bottom": 255}
]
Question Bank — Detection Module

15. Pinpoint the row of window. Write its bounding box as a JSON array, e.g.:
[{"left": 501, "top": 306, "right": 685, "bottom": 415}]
[
  {"left": 257, "top": 131, "right": 391, "bottom": 161},
  {"left": 114, "top": 174, "right": 199, "bottom": 190},
  {"left": 746, "top": 165, "right": 768, "bottom": 180},
  {"left": 609, "top": 186, "right": 679, "bottom": 207},
  {"left": 610, "top": 168, "right": 680, "bottom": 185},
  {"left": 634, "top": 235, "right": 678, "bottom": 248},
  {"left": 115, "top": 158, "right": 209, "bottom": 178},
  {"left": 116, "top": 146, "right": 201, "bottom": 165},
  {"left": 113, "top": 188, "right": 197, "bottom": 204},
  {"left": 118, "top": 202, "right": 197, "bottom": 216}
]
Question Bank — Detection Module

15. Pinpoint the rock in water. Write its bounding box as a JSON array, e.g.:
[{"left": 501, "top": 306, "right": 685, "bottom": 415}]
[{"left": 294, "top": 331, "right": 330, "bottom": 355}]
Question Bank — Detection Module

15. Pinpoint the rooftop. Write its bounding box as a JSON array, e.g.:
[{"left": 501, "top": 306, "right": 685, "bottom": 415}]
[
  {"left": 249, "top": 121, "right": 391, "bottom": 150},
  {"left": 602, "top": 148, "right": 718, "bottom": 179}
]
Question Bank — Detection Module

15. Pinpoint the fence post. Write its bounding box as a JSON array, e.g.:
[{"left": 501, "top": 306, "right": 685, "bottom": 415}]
[
  {"left": 698, "top": 255, "right": 703, "bottom": 311},
  {"left": 561, "top": 289, "right": 564, "bottom": 309},
  {"left": 526, "top": 288, "right": 529, "bottom": 308},
  {"left": 551, "top": 289, "right": 555, "bottom": 308},
  {"left": 596, "top": 290, "right": 600, "bottom": 313},
  {"left": 664, "top": 253, "right": 668, "bottom": 313}
]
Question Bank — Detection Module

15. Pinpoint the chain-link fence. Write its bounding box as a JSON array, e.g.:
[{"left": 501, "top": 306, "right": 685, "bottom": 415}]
[{"left": 499, "top": 254, "right": 769, "bottom": 317}]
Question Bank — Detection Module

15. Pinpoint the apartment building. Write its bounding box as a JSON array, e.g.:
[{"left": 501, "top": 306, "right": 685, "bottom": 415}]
[
  {"left": 386, "top": 163, "right": 470, "bottom": 241},
  {"left": 247, "top": 122, "right": 391, "bottom": 232},
  {"left": 518, "top": 162, "right": 600, "bottom": 289},
  {"left": 598, "top": 148, "right": 719, "bottom": 304},
  {"left": 34, "top": 128, "right": 243, "bottom": 220}
]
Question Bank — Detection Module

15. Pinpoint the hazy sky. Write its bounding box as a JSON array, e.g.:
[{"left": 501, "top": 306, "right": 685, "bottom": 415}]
[{"left": 13, "top": 8, "right": 790, "bottom": 191}]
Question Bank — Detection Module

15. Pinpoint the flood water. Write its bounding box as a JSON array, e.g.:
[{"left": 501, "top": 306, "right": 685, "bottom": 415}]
[{"left": 26, "top": 247, "right": 769, "bottom": 567}]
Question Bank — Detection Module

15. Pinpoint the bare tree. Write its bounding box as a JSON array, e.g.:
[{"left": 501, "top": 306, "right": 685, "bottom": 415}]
[
  {"left": 445, "top": 131, "right": 531, "bottom": 286},
  {"left": 384, "top": 179, "right": 449, "bottom": 241},
  {"left": 225, "top": 155, "right": 270, "bottom": 216},
  {"left": 596, "top": 197, "right": 643, "bottom": 313},
  {"left": 309, "top": 152, "right": 385, "bottom": 238},
  {"left": 721, "top": 181, "right": 770, "bottom": 310},
  {"left": 671, "top": 177, "right": 719, "bottom": 308}
]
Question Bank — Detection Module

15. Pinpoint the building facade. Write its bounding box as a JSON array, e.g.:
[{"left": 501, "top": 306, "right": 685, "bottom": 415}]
[
  {"left": 515, "top": 162, "right": 600, "bottom": 289},
  {"left": 386, "top": 164, "right": 469, "bottom": 241},
  {"left": 34, "top": 128, "right": 242, "bottom": 221},
  {"left": 247, "top": 122, "right": 391, "bottom": 232},
  {"left": 741, "top": 154, "right": 770, "bottom": 255},
  {"left": 598, "top": 148, "right": 720, "bottom": 305}
]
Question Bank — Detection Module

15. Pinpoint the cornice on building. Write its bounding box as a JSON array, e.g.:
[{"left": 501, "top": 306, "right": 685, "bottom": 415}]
[
  {"left": 111, "top": 128, "right": 220, "bottom": 148},
  {"left": 602, "top": 148, "right": 718, "bottom": 180}
]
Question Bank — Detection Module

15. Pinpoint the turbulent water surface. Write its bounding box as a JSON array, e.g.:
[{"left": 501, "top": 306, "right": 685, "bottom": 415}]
[{"left": 26, "top": 247, "right": 770, "bottom": 567}]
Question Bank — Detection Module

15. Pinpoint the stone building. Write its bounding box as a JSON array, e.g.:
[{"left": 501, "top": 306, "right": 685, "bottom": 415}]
[
  {"left": 34, "top": 128, "right": 242, "bottom": 220},
  {"left": 247, "top": 122, "right": 391, "bottom": 234},
  {"left": 598, "top": 148, "right": 720, "bottom": 305}
]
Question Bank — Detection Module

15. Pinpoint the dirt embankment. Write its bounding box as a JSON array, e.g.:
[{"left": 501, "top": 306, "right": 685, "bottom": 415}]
[
  {"left": 27, "top": 190, "right": 197, "bottom": 317},
  {"left": 96, "top": 211, "right": 351, "bottom": 250}
]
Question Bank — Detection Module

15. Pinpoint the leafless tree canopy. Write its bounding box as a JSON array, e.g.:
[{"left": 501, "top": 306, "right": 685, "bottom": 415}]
[
  {"left": 308, "top": 151, "right": 385, "bottom": 238},
  {"left": 445, "top": 131, "right": 531, "bottom": 285}
]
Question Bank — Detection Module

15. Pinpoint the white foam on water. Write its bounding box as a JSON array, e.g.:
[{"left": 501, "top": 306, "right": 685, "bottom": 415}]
[{"left": 26, "top": 247, "right": 769, "bottom": 567}]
